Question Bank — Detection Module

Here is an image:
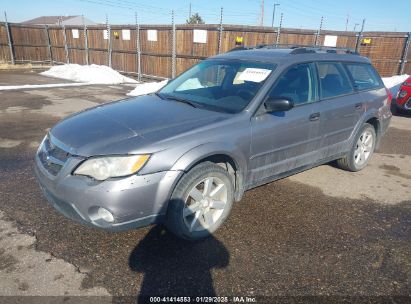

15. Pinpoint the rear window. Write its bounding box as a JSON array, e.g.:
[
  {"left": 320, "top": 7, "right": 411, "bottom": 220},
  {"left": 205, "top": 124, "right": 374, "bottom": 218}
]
[
  {"left": 344, "top": 63, "right": 383, "bottom": 91},
  {"left": 317, "top": 62, "right": 354, "bottom": 99}
]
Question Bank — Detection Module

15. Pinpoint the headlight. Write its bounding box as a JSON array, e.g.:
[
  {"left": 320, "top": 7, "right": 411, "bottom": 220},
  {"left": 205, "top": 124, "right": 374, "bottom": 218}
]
[{"left": 74, "top": 155, "right": 150, "bottom": 180}]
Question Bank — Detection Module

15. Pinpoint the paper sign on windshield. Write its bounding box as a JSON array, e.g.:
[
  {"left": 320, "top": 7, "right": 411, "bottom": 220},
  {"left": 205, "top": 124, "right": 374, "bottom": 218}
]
[{"left": 238, "top": 68, "right": 271, "bottom": 83}]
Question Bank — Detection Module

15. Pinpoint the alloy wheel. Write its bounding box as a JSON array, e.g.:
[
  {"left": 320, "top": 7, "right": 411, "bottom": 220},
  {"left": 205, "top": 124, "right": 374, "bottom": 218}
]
[
  {"left": 183, "top": 176, "right": 228, "bottom": 232},
  {"left": 354, "top": 129, "right": 374, "bottom": 166}
]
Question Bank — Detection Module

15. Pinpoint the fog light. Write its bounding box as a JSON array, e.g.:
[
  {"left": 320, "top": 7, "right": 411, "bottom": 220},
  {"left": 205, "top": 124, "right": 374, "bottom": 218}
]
[
  {"left": 97, "top": 207, "right": 114, "bottom": 223},
  {"left": 398, "top": 90, "right": 408, "bottom": 98}
]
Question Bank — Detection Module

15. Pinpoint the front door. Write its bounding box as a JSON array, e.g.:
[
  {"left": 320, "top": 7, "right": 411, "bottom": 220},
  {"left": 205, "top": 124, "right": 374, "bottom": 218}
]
[{"left": 248, "top": 63, "right": 322, "bottom": 186}]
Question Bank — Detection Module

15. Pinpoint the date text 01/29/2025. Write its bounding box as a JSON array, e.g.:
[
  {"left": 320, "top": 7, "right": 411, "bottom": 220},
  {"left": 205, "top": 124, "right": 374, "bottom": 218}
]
[{"left": 148, "top": 296, "right": 257, "bottom": 303}]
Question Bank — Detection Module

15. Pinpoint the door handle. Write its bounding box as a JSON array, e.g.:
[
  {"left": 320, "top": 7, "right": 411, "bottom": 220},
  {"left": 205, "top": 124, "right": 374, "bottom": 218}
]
[
  {"left": 309, "top": 112, "right": 320, "bottom": 121},
  {"left": 355, "top": 103, "right": 363, "bottom": 110}
]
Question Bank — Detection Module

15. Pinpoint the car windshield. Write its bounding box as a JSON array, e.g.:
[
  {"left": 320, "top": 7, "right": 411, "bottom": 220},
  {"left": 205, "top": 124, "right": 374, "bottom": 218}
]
[{"left": 159, "top": 59, "right": 276, "bottom": 113}]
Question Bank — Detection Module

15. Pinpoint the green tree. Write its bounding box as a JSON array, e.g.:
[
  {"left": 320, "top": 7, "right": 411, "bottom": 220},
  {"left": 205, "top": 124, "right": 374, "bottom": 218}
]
[{"left": 186, "top": 13, "right": 205, "bottom": 24}]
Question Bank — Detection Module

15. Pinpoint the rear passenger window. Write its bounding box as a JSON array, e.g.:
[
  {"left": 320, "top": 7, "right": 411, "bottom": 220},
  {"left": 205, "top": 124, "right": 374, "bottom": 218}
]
[
  {"left": 344, "top": 63, "right": 382, "bottom": 91},
  {"left": 317, "top": 62, "right": 354, "bottom": 99},
  {"left": 269, "top": 63, "right": 316, "bottom": 105}
]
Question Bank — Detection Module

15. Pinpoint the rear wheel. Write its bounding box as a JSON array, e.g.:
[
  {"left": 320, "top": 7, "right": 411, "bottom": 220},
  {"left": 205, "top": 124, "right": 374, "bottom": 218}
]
[
  {"left": 336, "top": 123, "right": 376, "bottom": 172},
  {"left": 165, "top": 162, "right": 234, "bottom": 241}
]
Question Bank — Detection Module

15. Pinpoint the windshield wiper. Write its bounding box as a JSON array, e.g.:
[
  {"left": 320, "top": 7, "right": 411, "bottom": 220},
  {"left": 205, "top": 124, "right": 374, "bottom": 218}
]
[{"left": 161, "top": 94, "right": 199, "bottom": 108}]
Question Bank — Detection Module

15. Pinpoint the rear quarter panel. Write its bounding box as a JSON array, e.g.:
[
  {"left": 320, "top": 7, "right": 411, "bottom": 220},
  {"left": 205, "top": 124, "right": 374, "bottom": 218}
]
[{"left": 359, "top": 87, "right": 391, "bottom": 134}]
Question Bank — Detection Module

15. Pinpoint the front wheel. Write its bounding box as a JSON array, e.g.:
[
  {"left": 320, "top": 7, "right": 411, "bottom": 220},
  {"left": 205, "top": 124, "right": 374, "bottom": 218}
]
[
  {"left": 165, "top": 162, "right": 234, "bottom": 241},
  {"left": 336, "top": 123, "right": 376, "bottom": 172}
]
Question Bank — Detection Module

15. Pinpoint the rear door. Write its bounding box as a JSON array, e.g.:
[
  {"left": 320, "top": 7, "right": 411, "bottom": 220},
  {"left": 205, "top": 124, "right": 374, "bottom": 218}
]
[
  {"left": 344, "top": 62, "right": 387, "bottom": 117},
  {"left": 315, "top": 61, "right": 364, "bottom": 158},
  {"left": 248, "top": 63, "right": 321, "bottom": 185}
]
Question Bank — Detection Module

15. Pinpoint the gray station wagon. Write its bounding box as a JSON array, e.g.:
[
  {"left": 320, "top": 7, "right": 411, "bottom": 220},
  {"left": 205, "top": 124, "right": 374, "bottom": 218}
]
[{"left": 35, "top": 46, "right": 392, "bottom": 241}]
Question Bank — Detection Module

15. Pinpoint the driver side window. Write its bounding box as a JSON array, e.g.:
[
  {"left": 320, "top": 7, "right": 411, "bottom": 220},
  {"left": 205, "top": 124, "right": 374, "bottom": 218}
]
[{"left": 268, "top": 63, "right": 317, "bottom": 106}]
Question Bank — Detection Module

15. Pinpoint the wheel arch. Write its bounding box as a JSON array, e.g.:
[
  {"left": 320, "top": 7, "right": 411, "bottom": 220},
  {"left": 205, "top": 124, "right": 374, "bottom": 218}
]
[
  {"left": 350, "top": 110, "right": 381, "bottom": 149},
  {"left": 365, "top": 116, "right": 381, "bottom": 148},
  {"left": 365, "top": 117, "right": 380, "bottom": 135},
  {"left": 171, "top": 143, "right": 247, "bottom": 201}
]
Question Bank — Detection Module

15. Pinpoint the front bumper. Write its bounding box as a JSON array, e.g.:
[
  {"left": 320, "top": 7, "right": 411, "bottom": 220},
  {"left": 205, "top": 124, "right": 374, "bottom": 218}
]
[{"left": 34, "top": 152, "right": 182, "bottom": 231}]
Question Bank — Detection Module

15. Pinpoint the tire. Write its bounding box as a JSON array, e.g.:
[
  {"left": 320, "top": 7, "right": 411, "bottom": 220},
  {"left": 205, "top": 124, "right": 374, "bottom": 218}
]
[
  {"left": 336, "top": 123, "right": 376, "bottom": 172},
  {"left": 165, "top": 161, "right": 234, "bottom": 241}
]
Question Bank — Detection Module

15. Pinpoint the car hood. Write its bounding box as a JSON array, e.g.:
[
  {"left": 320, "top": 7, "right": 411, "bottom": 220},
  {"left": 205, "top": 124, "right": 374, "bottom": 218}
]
[{"left": 51, "top": 94, "right": 230, "bottom": 156}]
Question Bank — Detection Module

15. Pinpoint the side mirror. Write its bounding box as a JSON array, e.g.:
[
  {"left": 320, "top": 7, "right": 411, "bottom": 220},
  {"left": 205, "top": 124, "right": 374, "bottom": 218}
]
[{"left": 264, "top": 97, "right": 294, "bottom": 112}]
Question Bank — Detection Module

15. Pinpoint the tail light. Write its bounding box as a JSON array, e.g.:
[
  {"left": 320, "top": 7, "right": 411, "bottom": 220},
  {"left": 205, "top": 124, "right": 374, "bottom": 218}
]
[{"left": 385, "top": 87, "right": 392, "bottom": 105}]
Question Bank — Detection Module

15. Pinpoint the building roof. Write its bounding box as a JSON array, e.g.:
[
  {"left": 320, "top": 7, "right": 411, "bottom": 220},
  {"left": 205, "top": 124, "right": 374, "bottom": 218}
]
[{"left": 22, "top": 16, "right": 77, "bottom": 25}]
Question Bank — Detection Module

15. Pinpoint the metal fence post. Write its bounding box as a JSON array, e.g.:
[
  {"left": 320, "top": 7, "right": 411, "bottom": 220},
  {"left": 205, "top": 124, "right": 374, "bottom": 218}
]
[
  {"left": 84, "top": 24, "right": 89, "bottom": 65},
  {"left": 107, "top": 27, "right": 112, "bottom": 67},
  {"left": 275, "top": 13, "right": 283, "bottom": 46},
  {"left": 4, "top": 12, "right": 15, "bottom": 64},
  {"left": 355, "top": 19, "right": 365, "bottom": 53},
  {"left": 135, "top": 12, "right": 142, "bottom": 82},
  {"left": 44, "top": 25, "right": 53, "bottom": 65},
  {"left": 171, "top": 10, "right": 176, "bottom": 78},
  {"left": 314, "top": 16, "right": 323, "bottom": 46},
  {"left": 107, "top": 25, "right": 112, "bottom": 67},
  {"left": 399, "top": 32, "right": 411, "bottom": 75},
  {"left": 217, "top": 7, "right": 223, "bottom": 54},
  {"left": 62, "top": 22, "right": 69, "bottom": 64}
]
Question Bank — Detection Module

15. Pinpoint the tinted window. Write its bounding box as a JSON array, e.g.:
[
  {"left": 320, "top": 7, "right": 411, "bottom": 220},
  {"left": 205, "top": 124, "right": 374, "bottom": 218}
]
[
  {"left": 160, "top": 60, "right": 276, "bottom": 113},
  {"left": 268, "top": 63, "right": 316, "bottom": 105},
  {"left": 345, "top": 63, "right": 382, "bottom": 90},
  {"left": 317, "top": 62, "right": 354, "bottom": 99}
]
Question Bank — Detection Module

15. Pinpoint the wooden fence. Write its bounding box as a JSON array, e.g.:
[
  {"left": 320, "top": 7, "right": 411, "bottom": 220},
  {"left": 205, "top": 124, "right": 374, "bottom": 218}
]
[{"left": 0, "top": 22, "right": 410, "bottom": 78}]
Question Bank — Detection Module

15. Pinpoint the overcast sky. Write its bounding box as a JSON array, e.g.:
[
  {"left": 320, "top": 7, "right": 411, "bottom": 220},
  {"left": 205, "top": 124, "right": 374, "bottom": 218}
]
[{"left": 2, "top": 0, "right": 409, "bottom": 32}]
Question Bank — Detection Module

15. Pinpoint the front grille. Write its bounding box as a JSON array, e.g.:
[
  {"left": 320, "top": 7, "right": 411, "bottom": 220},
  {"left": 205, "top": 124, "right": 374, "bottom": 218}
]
[{"left": 38, "top": 136, "right": 71, "bottom": 176}]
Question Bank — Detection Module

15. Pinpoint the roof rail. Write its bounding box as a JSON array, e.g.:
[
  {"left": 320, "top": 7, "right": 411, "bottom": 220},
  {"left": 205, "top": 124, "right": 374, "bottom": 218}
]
[
  {"left": 289, "top": 47, "right": 316, "bottom": 54},
  {"left": 228, "top": 44, "right": 305, "bottom": 52},
  {"left": 314, "top": 46, "right": 359, "bottom": 55},
  {"left": 288, "top": 46, "right": 359, "bottom": 55},
  {"left": 228, "top": 44, "right": 359, "bottom": 55},
  {"left": 226, "top": 46, "right": 252, "bottom": 52}
]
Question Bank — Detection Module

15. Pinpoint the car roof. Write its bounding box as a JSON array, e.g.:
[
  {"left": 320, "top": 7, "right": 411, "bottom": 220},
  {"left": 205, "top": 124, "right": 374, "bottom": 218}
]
[{"left": 210, "top": 47, "right": 371, "bottom": 65}]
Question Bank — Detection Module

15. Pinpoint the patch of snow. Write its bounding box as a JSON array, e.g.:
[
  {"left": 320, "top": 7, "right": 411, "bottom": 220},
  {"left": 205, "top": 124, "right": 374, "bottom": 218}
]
[
  {"left": 382, "top": 74, "right": 409, "bottom": 96},
  {"left": 41, "top": 64, "right": 138, "bottom": 84},
  {"left": 0, "top": 83, "right": 92, "bottom": 91},
  {"left": 127, "top": 79, "right": 168, "bottom": 96}
]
